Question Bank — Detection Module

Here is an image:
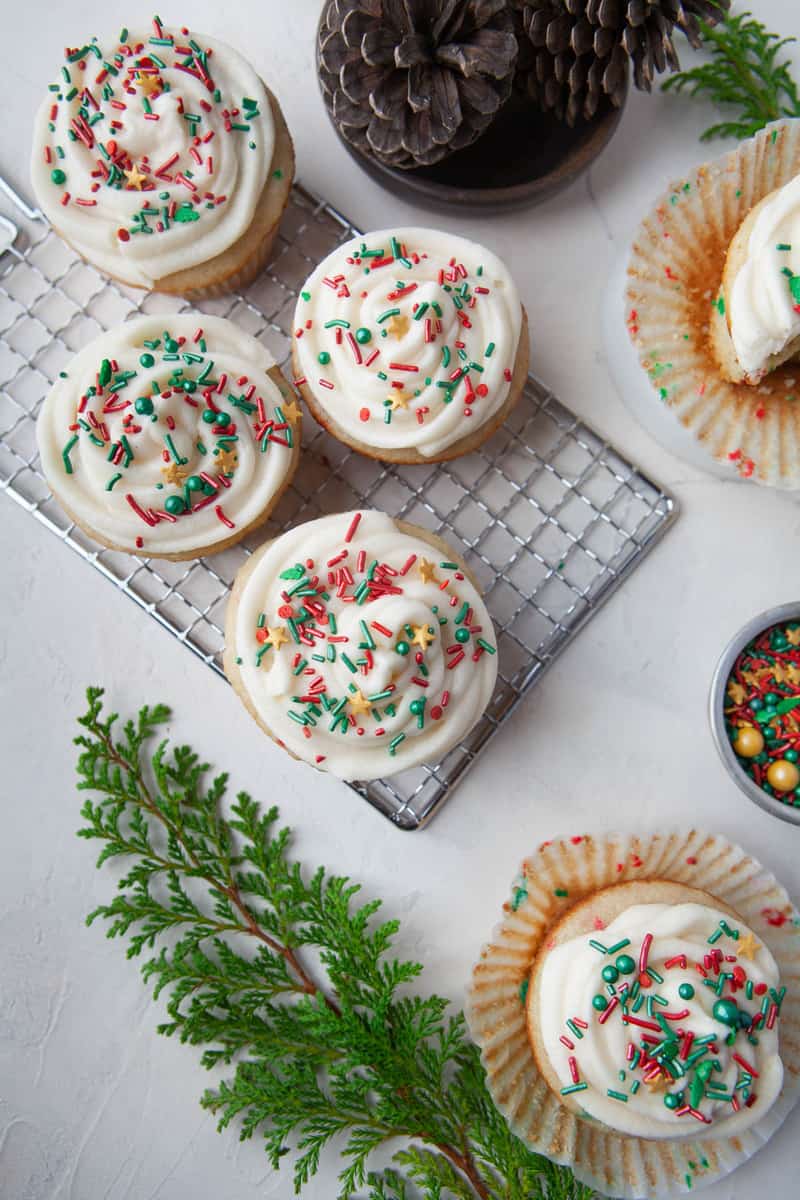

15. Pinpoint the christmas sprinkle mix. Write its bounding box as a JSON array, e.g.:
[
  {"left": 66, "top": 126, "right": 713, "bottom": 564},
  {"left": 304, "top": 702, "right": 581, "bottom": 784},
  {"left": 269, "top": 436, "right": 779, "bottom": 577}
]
[{"left": 725, "top": 620, "right": 800, "bottom": 809}]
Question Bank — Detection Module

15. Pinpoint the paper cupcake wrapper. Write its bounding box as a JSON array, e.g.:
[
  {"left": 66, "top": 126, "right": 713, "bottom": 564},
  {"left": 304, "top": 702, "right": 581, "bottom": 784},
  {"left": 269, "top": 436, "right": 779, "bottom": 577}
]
[
  {"left": 626, "top": 119, "right": 800, "bottom": 489},
  {"left": 466, "top": 831, "right": 800, "bottom": 1198}
]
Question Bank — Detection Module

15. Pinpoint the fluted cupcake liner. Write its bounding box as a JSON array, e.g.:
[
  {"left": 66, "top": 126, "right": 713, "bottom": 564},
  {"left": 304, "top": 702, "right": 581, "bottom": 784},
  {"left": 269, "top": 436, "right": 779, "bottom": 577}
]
[
  {"left": 626, "top": 119, "right": 800, "bottom": 489},
  {"left": 466, "top": 830, "right": 800, "bottom": 1197}
]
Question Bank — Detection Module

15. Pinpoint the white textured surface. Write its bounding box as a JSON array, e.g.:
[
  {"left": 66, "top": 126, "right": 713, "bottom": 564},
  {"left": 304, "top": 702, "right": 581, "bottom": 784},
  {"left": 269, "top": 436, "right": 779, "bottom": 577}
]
[{"left": 1, "top": 3, "right": 799, "bottom": 1198}]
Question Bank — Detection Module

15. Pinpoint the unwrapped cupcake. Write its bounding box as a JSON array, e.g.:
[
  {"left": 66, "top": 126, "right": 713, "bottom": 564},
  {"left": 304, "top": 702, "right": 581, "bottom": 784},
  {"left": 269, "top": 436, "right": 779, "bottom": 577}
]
[
  {"left": 37, "top": 315, "right": 301, "bottom": 558},
  {"left": 30, "top": 17, "right": 294, "bottom": 297},
  {"left": 468, "top": 831, "right": 800, "bottom": 1197},
  {"left": 625, "top": 119, "right": 800, "bottom": 488},
  {"left": 224, "top": 509, "right": 499, "bottom": 779},
  {"left": 292, "top": 228, "right": 529, "bottom": 462}
]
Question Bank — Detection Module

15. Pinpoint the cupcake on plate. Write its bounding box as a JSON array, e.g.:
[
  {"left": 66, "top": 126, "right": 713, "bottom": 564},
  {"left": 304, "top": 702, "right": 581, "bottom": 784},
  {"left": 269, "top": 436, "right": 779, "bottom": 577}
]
[
  {"left": 30, "top": 17, "right": 293, "bottom": 297},
  {"left": 292, "top": 228, "right": 529, "bottom": 462},
  {"left": 224, "top": 510, "right": 498, "bottom": 779},
  {"left": 37, "top": 315, "right": 301, "bottom": 559},
  {"left": 468, "top": 831, "right": 800, "bottom": 1198},
  {"left": 625, "top": 119, "right": 800, "bottom": 488}
]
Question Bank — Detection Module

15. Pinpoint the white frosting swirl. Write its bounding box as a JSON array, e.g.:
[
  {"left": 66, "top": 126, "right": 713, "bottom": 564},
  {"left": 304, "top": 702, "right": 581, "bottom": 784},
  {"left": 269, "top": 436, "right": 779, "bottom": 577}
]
[
  {"left": 293, "top": 228, "right": 522, "bottom": 457},
  {"left": 729, "top": 173, "right": 800, "bottom": 375},
  {"left": 537, "top": 903, "right": 783, "bottom": 1139},
  {"left": 230, "top": 510, "right": 498, "bottom": 779},
  {"left": 37, "top": 315, "right": 299, "bottom": 556},
  {"left": 30, "top": 22, "right": 273, "bottom": 287}
]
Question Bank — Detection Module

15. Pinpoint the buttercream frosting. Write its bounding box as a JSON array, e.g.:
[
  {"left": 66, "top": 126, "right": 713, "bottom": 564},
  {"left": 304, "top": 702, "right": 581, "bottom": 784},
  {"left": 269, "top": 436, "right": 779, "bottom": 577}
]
[
  {"left": 37, "top": 315, "right": 299, "bottom": 556},
  {"left": 230, "top": 510, "right": 498, "bottom": 779},
  {"left": 293, "top": 228, "right": 522, "bottom": 457},
  {"left": 729, "top": 173, "right": 800, "bottom": 376},
  {"left": 536, "top": 902, "right": 784, "bottom": 1139},
  {"left": 30, "top": 19, "right": 273, "bottom": 287}
]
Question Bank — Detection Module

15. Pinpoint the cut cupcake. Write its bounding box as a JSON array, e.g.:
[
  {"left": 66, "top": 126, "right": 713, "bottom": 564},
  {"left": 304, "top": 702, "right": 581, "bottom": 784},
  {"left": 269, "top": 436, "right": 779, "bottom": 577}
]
[
  {"left": 625, "top": 119, "right": 800, "bottom": 488},
  {"left": 468, "top": 831, "right": 800, "bottom": 1198},
  {"left": 712, "top": 174, "right": 800, "bottom": 384},
  {"left": 224, "top": 510, "right": 499, "bottom": 779},
  {"left": 36, "top": 315, "right": 301, "bottom": 559},
  {"left": 30, "top": 18, "right": 294, "bottom": 297},
  {"left": 292, "top": 228, "right": 529, "bottom": 463}
]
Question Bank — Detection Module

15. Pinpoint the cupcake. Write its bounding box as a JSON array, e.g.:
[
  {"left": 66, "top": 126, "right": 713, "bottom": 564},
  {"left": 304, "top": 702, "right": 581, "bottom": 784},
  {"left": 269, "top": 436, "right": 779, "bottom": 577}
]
[
  {"left": 224, "top": 510, "right": 498, "bottom": 779},
  {"left": 468, "top": 831, "right": 800, "bottom": 1197},
  {"left": 292, "top": 228, "right": 529, "bottom": 463},
  {"left": 625, "top": 119, "right": 800, "bottom": 488},
  {"left": 30, "top": 18, "right": 294, "bottom": 298},
  {"left": 37, "top": 315, "right": 301, "bottom": 559}
]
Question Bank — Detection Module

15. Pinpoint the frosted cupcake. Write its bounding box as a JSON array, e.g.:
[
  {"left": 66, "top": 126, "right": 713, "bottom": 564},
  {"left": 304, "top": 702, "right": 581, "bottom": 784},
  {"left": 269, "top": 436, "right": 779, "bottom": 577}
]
[
  {"left": 292, "top": 229, "right": 529, "bottom": 462},
  {"left": 30, "top": 18, "right": 293, "bottom": 297},
  {"left": 37, "top": 315, "right": 301, "bottom": 559},
  {"left": 468, "top": 831, "right": 800, "bottom": 1197},
  {"left": 626, "top": 119, "right": 800, "bottom": 488},
  {"left": 224, "top": 510, "right": 498, "bottom": 779}
]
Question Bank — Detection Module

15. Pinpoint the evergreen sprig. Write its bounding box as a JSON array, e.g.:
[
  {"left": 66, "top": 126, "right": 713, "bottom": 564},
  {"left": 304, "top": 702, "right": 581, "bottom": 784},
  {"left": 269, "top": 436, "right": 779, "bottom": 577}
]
[
  {"left": 75, "top": 687, "right": 597, "bottom": 1200},
  {"left": 663, "top": 10, "right": 800, "bottom": 141}
]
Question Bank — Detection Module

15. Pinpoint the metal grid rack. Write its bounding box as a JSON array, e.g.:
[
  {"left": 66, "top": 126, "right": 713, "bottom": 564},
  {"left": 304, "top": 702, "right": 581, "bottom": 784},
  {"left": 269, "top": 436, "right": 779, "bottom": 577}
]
[{"left": 0, "top": 174, "right": 678, "bottom": 829}]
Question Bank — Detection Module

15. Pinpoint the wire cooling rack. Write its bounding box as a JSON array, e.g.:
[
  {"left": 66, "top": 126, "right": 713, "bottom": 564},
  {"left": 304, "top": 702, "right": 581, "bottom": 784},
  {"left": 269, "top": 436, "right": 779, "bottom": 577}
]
[{"left": 0, "top": 173, "right": 678, "bottom": 829}]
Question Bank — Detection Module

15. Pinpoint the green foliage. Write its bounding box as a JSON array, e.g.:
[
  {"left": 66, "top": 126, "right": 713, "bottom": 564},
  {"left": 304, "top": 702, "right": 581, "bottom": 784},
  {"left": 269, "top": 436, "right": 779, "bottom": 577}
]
[
  {"left": 663, "top": 10, "right": 800, "bottom": 140},
  {"left": 76, "top": 687, "right": 597, "bottom": 1200}
]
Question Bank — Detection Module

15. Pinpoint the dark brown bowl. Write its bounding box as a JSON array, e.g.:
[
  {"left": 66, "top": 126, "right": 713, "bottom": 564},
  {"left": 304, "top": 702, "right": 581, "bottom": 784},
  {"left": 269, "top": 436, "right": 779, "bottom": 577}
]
[{"left": 327, "top": 89, "right": 626, "bottom": 214}]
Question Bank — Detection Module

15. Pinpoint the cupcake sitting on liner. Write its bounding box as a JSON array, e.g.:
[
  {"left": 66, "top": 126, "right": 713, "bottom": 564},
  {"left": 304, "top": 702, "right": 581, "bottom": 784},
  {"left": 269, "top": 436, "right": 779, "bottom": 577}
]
[
  {"left": 36, "top": 315, "right": 301, "bottom": 559},
  {"left": 224, "top": 510, "right": 499, "bottom": 779},
  {"left": 468, "top": 831, "right": 800, "bottom": 1198},
  {"left": 30, "top": 17, "right": 294, "bottom": 297},
  {"left": 625, "top": 119, "right": 800, "bottom": 489},
  {"left": 292, "top": 228, "right": 529, "bottom": 462}
]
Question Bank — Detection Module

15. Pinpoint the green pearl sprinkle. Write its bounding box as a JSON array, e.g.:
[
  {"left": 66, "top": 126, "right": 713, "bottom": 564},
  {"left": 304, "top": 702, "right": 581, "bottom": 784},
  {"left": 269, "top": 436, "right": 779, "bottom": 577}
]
[
  {"left": 591, "top": 994, "right": 608, "bottom": 1012},
  {"left": 318, "top": 351, "right": 331, "bottom": 365},
  {"left": 355, "top": 327, "right": 372, "bottom": 344},
  {"left": 139, "top": 353, "right": 155, "bottom": 368},
  {"left": 395, "top": 641, "right": 410, "bottom": 656},
  {"left": 663, "top": 1093, "right": 680, "bottom": 1110},
  {"left": 214, "top": 411, "right": 231, "bottom": 426},
  {"left": 455, "top": 627, "right": 470, "bottom": 644},
  {"left": 51, "top": 168, "right": 67, "bottom": 185},
  {"left": 712, "top": 998, "right": 739, "bottom": 1026},
  {"left": 601, "top": 965, "right": 619, "bottom": 984},
  {"left": 678, "top": 982, "right": 695, "bottom": 1000},
  {"left": 187, "top": 475, "right": 204, "bottom": 491},
  {"left": 616, "top": 955, "right": 636, "bottom": 975},
  {"left": 202, "top": 409, "right": 217, "bottom": 424},
  {"left": 134, "top": 396, "right": 154, "bottom": 415},
  {"left": 164, "top": 495, "right": 185, "bottom": 515}
]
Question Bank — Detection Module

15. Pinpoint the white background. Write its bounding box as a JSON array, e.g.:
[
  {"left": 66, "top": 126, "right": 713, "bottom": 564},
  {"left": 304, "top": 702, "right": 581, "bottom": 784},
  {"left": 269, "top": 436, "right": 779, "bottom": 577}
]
[{"left": 2, "top": 3, "right": 799, "bottom": 1198}]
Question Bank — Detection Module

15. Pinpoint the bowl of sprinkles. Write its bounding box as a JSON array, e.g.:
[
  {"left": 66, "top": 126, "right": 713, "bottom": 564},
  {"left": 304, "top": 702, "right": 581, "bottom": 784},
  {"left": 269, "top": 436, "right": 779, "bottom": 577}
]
[{"left": 710, "top": 603, "right": 800, "bottom": 825}]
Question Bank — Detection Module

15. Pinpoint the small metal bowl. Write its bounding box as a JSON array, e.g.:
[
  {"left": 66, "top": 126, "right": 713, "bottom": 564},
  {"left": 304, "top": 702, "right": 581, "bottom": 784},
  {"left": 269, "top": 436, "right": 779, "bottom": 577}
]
[{"left": 709, "top": 602, "right": 800, "bottom": 827}]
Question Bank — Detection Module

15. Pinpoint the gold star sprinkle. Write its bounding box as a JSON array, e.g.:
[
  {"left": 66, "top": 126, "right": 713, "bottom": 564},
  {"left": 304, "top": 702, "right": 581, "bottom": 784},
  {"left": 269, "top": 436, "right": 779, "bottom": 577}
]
[
  {"left": 161, "top": 462, "right": 187, "bottom": 486},
  {"left": 281, "top": 398, "right": 302, "bottom": 425},
  {"left": 136, "top": 73, "right": 162, "bottom": 96},
  {"left": 410, "top": 623, "right": 435, "bottom": 649},
  {"left": 387, "top": 389, "right": 411, "bottom": 411},
  {"left": 787, "top": 627, "right": 800, "bottom": 646},
  {"left": 736, "top": 932, "right": 761, "bottom": 961},
  {"left": 266, "top": 625, "right": 289, "bottom": 650},
  {"left": 216, "top": 447, "right": 238, "bottom": 475},
  {"left": 387, "top": 313, "right": 410, "bottom": 339},
  {"left": 347, "top": 689, "right": 372, "bottom": 718},
  {"left": 417, "top": 558, "right": 438, "bottom": 584},
  {"left": 726, "top": 680, "right": 747, "bottom": 706},
  {"left": 645, "top": 1072, "right": 670, "bottom": 1093},
  {"left": 124, "top": 164, "right": 147, "bottom": 190}
]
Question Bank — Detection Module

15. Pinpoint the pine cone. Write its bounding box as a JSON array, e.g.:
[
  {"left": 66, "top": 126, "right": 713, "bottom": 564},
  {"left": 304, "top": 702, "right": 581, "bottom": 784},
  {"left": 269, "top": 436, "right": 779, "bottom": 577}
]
[
  {"left": 515, "top": 0, "right": 731, "bottom": 125},
  {"left": 317, "top": 0, "right": 519, "bottom": 170}
]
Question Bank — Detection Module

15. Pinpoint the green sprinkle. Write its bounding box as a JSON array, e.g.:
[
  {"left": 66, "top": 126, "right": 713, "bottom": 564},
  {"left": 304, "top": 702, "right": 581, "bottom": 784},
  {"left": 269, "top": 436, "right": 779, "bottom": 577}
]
[
  {"left": 560, "top": 1082, "right": 588, "bottom": 1095},
  {"left": 777, "top": 243, "right": 792, "bottom": 251},
  {"left": 554, "top": 887, "right": 568, "bottom": 898},
  {"left": 105, "top": 472, "right": 122, "bottom": 491},
  {"left": 62, "top": 435, "right": 78, "bottom": 474},
  {"left": 606, "top": 1090, "right": 627, "bottom": 1102}
]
